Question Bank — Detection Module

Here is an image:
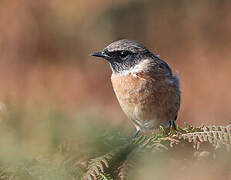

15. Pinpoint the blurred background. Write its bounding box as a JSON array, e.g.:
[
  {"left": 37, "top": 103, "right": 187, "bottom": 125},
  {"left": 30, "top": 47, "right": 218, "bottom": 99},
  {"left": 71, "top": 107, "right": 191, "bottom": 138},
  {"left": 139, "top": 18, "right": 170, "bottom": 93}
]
[{"left": 0, "top": 0, "right": 231, "bottom": 156}]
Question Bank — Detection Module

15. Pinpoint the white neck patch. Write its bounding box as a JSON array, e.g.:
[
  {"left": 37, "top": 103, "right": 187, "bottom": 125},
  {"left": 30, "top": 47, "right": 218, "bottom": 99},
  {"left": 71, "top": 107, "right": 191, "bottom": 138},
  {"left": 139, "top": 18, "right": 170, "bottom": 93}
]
[{"left": 112, "top": 59, "right": 150, "bottom": 77}]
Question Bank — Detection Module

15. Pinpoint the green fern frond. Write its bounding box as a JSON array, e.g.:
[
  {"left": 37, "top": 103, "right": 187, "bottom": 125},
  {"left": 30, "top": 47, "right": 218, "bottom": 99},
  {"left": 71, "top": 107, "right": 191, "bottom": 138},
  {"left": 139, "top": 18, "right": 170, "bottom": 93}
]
[
  {"left": 173, "top": 130, "right": 231, "bottom": 151},
  {"left": 82, "top": 156, "right": 110, "bottom": 180},
  {"left": 177, "top": 123, "right": 203, "bottom": 134},
  {"left": 202, "top": 125, "right": 231, "bottom": 133},
  {"left": 117, "top": 159, "right": 130, "bottom": 180},
  {"left": 132, "top": 134, "right": 169, "bottom": 152},
  {"left": 97, "top": 172, "right": 113, "bottom": 180},
  {"left": 82, "top": 143, "right": 134, "bottom": 180},
  {"left": 117, "top": 151, "right": 136, "bottom": 180},
  {"left": 80, "top": 124, "right": 231, "bottom": 179}
]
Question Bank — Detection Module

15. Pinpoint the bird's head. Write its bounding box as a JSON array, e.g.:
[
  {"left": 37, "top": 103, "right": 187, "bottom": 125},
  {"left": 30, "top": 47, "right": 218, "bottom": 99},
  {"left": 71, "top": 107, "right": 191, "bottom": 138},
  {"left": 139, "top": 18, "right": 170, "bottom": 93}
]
[{"left": 91, "top": 39, "right": 152, "bottom": 74}]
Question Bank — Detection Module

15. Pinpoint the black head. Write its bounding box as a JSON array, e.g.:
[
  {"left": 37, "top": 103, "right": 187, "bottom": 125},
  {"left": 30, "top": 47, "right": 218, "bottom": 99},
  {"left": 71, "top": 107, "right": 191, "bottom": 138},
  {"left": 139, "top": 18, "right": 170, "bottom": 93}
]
[{"left": 91, "top": 39, "right": 152, "bottom": 73}]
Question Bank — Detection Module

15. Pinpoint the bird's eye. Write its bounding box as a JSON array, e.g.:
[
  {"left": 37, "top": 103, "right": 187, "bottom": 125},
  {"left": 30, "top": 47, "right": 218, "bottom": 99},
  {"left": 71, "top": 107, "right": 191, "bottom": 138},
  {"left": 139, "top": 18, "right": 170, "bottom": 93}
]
[{"left": 119, "top": 51, "right": 130, "bottom": 58}]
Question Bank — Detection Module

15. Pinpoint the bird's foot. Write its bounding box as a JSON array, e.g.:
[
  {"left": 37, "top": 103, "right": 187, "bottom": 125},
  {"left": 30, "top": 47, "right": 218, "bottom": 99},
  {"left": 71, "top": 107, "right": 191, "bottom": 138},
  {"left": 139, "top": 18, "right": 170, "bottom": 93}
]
[
  {"left": 132, "top": 129, "right": 141, "bottom": 139},
  {"left": 169, "top": 120, "right": 177, "bottom": 135}
]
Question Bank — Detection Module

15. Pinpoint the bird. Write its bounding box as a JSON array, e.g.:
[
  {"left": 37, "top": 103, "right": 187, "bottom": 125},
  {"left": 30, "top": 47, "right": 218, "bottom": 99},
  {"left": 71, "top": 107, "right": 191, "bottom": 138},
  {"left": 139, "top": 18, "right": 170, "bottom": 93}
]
[{"left": 91, "top": 39, "right": 180, "bottom": 135}]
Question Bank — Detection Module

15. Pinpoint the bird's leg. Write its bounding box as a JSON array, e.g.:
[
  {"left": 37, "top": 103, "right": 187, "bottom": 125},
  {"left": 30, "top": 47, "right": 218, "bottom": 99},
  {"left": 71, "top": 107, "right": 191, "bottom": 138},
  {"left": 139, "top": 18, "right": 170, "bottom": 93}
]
[
  {"left": 169, "top": 120, "right": 177, "bottom": 131},
  {"left": 133, "top": 129, "right": 141, "bottom": 138}
]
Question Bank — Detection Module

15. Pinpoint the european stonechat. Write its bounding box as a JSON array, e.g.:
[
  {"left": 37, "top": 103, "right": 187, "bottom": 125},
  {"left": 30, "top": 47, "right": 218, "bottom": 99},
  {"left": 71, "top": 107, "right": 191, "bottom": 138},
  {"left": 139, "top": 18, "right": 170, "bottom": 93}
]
[{"left": 91, "top": 39, "right": 181, "bottom": 134}]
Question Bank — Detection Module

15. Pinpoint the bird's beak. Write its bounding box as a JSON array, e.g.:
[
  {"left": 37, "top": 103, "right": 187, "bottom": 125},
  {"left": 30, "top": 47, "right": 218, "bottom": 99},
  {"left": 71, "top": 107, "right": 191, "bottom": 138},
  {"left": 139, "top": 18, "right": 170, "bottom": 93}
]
[
  {"left": 91, "top": 51, "right": 104, "bottom": 57},
  {"left": 90, "top": 51, "right": 110, "bottom": 59}
]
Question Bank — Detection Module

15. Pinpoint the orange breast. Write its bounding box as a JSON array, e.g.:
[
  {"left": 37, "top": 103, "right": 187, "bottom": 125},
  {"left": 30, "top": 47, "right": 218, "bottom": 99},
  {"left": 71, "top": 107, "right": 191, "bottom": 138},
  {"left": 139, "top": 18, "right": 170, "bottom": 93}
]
[{"left": 111, "top": 72, "right": 180, "bottom": 130}]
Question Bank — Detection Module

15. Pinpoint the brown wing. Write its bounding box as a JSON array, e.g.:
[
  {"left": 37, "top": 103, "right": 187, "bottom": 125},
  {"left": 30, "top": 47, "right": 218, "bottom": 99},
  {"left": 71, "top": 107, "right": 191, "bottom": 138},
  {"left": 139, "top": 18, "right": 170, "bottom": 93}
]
[{"left": 136, "top": 58, "right": 181, "bottom": 123}]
